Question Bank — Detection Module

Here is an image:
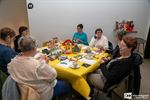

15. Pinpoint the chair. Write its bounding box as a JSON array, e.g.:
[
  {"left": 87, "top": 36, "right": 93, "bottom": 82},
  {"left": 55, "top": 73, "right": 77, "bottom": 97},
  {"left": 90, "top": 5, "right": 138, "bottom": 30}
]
[
  {"left": 18, "top": 84, "right": 41, "bottom": 100},
  {"left": 106, "top": 41, "right": 113, "bottom": 54},
  {"left": 136, "top": 37, "right": 146, "bottom": 55},
  {"left": 131, "top": 53, "right": 143, "bottom": 95},
  {"left": 2, "top": 76, "right": 41, "bottom": 100},
  {"left": 107, "top": 72, "right": 133, "bottom": 100}
]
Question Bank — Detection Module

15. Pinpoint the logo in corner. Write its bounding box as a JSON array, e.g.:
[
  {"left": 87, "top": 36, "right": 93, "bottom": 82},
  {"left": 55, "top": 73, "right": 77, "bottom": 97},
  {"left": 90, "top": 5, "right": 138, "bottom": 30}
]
[{"left": 124, "top": 92, "right": 132, "bottom": 99}]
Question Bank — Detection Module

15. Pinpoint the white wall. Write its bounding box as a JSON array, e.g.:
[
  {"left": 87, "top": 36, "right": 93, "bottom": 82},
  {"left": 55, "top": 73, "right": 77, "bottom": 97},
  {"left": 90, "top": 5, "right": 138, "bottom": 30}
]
[
  {"left": 0, "top": 0, "right": 28, "bottom": 34},
  {"left": 26, "top": 0, "right": 150, "bottom": 46}
]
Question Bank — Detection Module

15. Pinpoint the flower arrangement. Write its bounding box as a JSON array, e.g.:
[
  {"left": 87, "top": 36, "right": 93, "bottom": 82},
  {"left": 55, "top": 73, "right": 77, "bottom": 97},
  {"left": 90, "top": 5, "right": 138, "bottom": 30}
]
[{"left": 114, "top": 20, "right": 136, "bottom": 33}]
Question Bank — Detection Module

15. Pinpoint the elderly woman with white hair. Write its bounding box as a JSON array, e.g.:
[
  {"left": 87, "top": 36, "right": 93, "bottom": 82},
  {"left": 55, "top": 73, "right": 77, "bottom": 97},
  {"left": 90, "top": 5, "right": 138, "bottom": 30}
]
[{"left": 8, "top": 36, "right": 70, "bottom": 100}]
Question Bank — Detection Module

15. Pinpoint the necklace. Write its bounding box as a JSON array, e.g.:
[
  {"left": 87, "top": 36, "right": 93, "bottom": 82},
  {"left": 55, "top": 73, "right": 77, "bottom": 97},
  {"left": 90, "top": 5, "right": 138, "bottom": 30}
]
[{"left": 119, "top": 54, "right": 131, "bottom": 59}]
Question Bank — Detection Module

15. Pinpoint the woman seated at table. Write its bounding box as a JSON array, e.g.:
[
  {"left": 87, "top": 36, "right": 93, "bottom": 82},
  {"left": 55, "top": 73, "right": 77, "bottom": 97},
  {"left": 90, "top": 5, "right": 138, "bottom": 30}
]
[
  {"left": 89, "top": 28, "right": 108, "bottom": 50},
  {"left": 8, "top": 36, "right": 70, "bottom": 100},
  {"left": 112, "top": 31, "right": 142, "bottom": 95},
  {"left": 87, "top": 36, "right": 137, "bottom": 92},
  {"left": 72, "top": 24, "right": 89, "bottom": 45},
  {"left": 14, "top": 26, "right": 29, "bottom": 53},
  {"left": 0, "top": 27, "right": 17, "bottom": 75}
]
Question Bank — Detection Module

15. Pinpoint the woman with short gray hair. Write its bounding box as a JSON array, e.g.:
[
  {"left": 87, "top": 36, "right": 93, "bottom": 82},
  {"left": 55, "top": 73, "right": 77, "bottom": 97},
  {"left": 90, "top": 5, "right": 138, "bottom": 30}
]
[
  {"left": 18, "top": 36, "right": 37, "bottom": 52},
  {"left": 8, "top": 36, "right": 57, "bottom": 100},
  {"left": 8, "top": 36, "right": 71, "bottom": 100}
]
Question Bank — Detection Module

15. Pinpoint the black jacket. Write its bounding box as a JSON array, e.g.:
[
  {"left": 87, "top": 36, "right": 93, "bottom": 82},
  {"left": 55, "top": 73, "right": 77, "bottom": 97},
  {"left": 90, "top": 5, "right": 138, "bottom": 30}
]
[
  {"left": 111, "top": 45, "right": 143, "bottom": 94},
  {"left": 100, "top": 56, "right": 134, "bottom": 92}
]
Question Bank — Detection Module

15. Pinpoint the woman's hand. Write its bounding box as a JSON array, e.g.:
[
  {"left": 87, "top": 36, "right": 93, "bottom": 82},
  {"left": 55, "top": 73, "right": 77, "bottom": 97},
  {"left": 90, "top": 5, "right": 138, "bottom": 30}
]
[
  {"left": 74, "top": 38, "right": 83, "bottom": 43},
  {"left": 34, "top": 53, "right": 49, "bottom": 63},
  {"left": 41, "top": 55, "right": 49, "bottom": 63},
  {"left": 100, "top": 58, "right": 105, "bottom": 63},
  {"left": 74, "top": 38, "right": 79, "bottom": 43},
  {"left": 100, "top": 56, "right": 111, "bottom": 63}
]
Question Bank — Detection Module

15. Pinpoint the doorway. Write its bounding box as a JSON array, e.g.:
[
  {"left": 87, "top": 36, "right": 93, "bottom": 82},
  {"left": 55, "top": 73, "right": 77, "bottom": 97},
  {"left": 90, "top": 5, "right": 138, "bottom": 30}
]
[{"left": 144, "top": 26, "right": 150, "bottom": 59}]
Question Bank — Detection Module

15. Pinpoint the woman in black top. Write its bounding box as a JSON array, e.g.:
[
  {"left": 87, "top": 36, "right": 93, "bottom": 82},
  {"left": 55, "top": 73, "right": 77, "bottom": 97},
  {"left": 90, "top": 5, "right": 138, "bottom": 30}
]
[
  {"left": 112, "top": 32, "right": 142, "bottom": 95},
  {"left": 14, "top": 26, "right": 29, "bottom": 53},
  {"left": 87, "top": 36, "right": 137, "bottom": 92}
]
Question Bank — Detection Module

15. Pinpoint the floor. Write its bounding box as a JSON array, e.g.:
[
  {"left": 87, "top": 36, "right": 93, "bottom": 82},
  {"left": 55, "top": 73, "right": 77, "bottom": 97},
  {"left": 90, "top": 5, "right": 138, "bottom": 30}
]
[{"left": 140, "top": 59, "right": 150, "bottom": 97}]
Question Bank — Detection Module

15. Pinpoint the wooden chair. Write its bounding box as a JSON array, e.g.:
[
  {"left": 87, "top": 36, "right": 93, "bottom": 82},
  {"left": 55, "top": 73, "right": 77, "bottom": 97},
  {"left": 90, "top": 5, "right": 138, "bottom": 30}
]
[{"left": 18, "top": 84, "right": 41, "bottom": 100}]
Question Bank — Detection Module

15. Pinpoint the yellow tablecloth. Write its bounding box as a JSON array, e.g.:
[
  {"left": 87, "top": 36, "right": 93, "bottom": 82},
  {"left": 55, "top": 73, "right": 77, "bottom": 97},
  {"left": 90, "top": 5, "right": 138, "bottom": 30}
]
[{"left": 48, "top": 52, "right": 109, "bottom": 99}]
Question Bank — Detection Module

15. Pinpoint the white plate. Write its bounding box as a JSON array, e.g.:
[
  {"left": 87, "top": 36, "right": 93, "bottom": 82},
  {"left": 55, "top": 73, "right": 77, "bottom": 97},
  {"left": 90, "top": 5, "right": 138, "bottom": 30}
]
[{"left": 70, "top": 65, "right": 80, "bottom": 69}]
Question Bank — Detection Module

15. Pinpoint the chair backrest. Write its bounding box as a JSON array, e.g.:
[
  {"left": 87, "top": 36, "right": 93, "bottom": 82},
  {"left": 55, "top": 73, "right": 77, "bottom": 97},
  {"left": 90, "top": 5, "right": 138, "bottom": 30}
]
[
  {"left": 107, "top": 75, "right": 130, "bottom": 99},
  {"left": 108, "top": 41, "right": 113, "bottom": 50},
  {"left": 18, "top": 84, "right": 41, "bottom": 100},
  {"left": 106, "top": 41, "right": 113, "bottom": 54},
  {"left": 132, "top": 53, "right": 143, "bottom": 95},
  {"left": 132, "top": 53, "right": 143, "bottom": 66}
]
